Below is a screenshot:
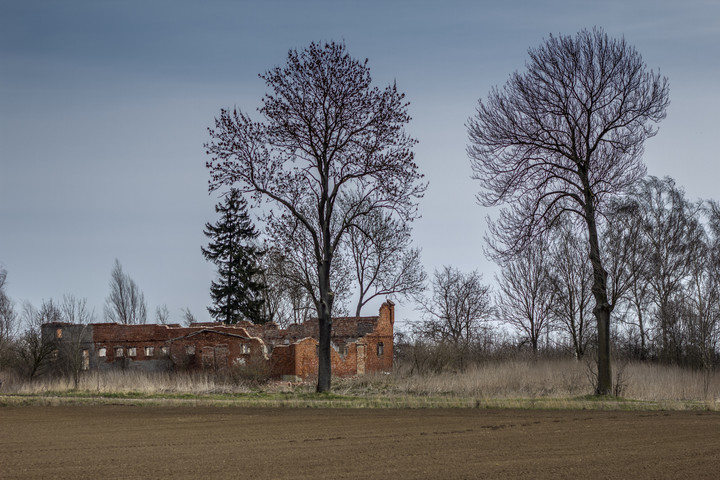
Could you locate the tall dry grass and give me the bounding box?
[1,370,256,395]
[620,362,719,401]
[2,360,718,404]
[334,359,587,399]
[338,359,720,403]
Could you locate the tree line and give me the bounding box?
[406,177,719,375]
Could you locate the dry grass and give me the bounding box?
[335,359,720,406]
[392,359,589,398]
[620,362,719,401]
[1,370,261,396]
[1,360,718,410]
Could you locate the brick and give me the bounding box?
[43,302,395,379]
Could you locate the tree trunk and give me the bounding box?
[636,300,646,360]
[316,306,332,393]
[316,259,333,393]
[594,304,612,394]
[583,183,613,395]
[572,327,581,360]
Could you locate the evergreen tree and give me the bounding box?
[202,188,267,324]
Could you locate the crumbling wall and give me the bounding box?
[166,330,267,372]
[92,323,174,371]
[270,343,295,380]
[44,302,394,378]
[359,301,394,373]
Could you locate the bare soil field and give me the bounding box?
[1,406,719,479]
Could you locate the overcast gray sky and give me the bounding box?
[1,0,719,328]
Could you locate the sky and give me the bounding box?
[1,0,719,331]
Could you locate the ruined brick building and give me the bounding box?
[42,301,394,380]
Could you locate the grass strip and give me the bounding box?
[1,392,717,411]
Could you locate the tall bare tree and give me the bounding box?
[683,231,719,374]
[259,244,333,328]
[181,307,197,326]
[631,177,705,361]
[604,198,653,358]
[0,268,19,371]
[495,241,556,354]
[155,304,171,324]
[57,295,95,388]
[416,266,493,368]
[467,28,669,394]
[684,200,720,375]
[548,223,594,359]
[267,208,353,320]
[0,267,18,343]
[348,207,426,316]
[104,259,147,324]
[60,294,95,325]
[206,41,425,391]
[17,300,59,379]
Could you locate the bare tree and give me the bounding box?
[683,229,719,376]
[630,177,704,362]
[155,304,170,324]
[181,307,200,326]
[57,295,95,388]
[260,246,318,328]
[206,41,425,391]
[104,259,147,324]
[604,198,653,358]
[0,267,18,343]
[467,28,669,394]
[348,207,426,316]
[265,209,353,321]
[548,223,594,359]
[683,200,720,379]
[61,294,95,325]
[16,300,59,380]
[416,266,493,369]
[495,241,555,354]
[0,268,19,372]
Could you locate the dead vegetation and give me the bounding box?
[1,359,718,410]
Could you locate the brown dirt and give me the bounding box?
[1,406,719,479]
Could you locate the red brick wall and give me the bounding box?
[94,324,172,364]
[292,338,317,378]
[284,302,395,378]
[88,302,394,378]
[166,330,266,371]
[269,344,295,377]
[362,301,394,373]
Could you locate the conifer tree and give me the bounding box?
[202,188,266,324]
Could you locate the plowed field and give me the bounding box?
[1,406,719,479]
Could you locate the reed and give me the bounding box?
[1,360,717,409]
